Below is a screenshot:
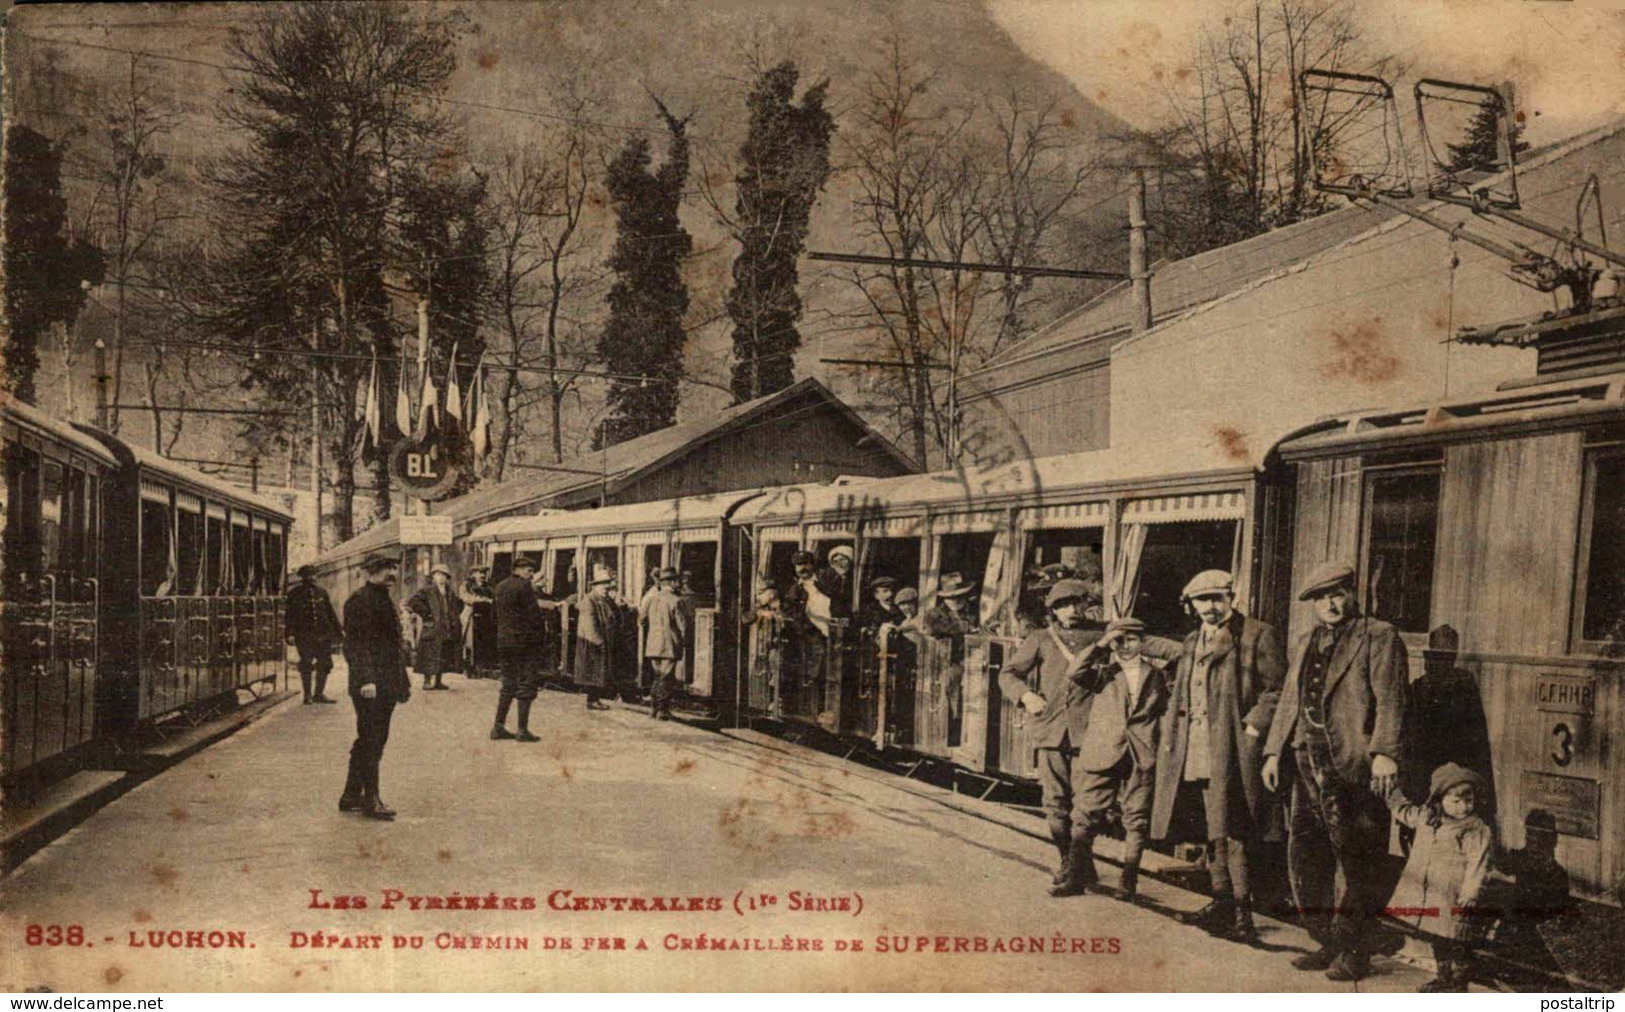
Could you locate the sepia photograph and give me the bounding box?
[2,0,1625,993]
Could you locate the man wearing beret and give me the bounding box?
[285,563,340,705]
[643,567,689,721]
[998,580,1180,896]
[1068,616,1171,902]
[340,554,412,821]
[1263,561,1408,982]
[491,556,546,741]
[1152,569,1285,944]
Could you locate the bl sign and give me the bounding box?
[389,436,460,501]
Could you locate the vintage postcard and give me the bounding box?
[4,0,1625,993]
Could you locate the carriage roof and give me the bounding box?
[467,491,760,544]
[4,399,120,468]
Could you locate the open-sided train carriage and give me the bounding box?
[466,493,753,713]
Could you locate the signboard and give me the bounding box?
[1535,673,1596,771]
[1522,770,1601,839]
[399,515,455,546]
[389,436,461,501]
[1536,673,1597,715]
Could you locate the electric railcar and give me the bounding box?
[2,399,292,800]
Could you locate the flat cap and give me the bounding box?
[511,555,540,571]
[1045,578,1090,608]
[792,550,816,566]
[1106,616,1146,635]
[895,587,919,604]
[868,575,899,590]
[1180,569,1234,600]
[1297,561,1356,601]
[360,553,399,573]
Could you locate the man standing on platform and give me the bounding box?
[1263,561,1408,982]
[340,554,411,821]
[491,556,545,742]
[407,564,461,691]
[286,564,340,705]
[644,567,688,721]
[1152,569,1285,944]
[576,564,622,711]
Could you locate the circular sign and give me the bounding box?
[389,437,461,501]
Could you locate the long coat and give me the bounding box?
[574,591,623,690]
[342,582,411,702]
[285,580,340,649]
[1387,766,1494,942]
[644,588,689,660]
[1074,654,1171,773]
[493,574,546,651]
[1264,614,1408,786]
[1152,611,1285,842]
[406,582,461,676]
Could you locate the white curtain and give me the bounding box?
[1111,523,1149,619]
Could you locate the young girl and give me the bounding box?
[1386,762,1495,992]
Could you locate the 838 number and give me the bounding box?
[25,924,86,946]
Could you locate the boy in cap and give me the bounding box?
[1152,568,1285,944]
[340,554,412,820]
[1263,560,1407,981]
[492,556,546,742]
[1069,616,1171,902]
[286,563,340,704]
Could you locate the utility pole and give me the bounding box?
[310,350,323,555]
[94,337,110,430]
[1129,168,1153,334]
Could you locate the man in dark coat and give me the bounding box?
[340,554,412,821]
[285,563,340,704]
[1153,569,1285,944]
[1263,561,1408,982]
[856,576,904,632]
[575,564,623,710]
[460,566,496,677]
[644,567,688,720]
[491,556,546,742]
[406,564,461,691]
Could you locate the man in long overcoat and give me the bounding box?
[340,554,412,821]
[491,556,546,742]
[1152,569,1285,944]
[575,564,622,710]
[406,564,461,691]
[644,567,689,721]
[1263,561,1408,982]
[286,563,340,704]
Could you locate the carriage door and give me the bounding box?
[750,530,803,716]
[854,523,923,748]
[920,517,998,760]
[675,537,718,698]
[625,534,666,690]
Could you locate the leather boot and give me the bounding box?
[1050,830,1096,897]
[515,700,540,743]
[1115,833,1145,902]
[363,794,396,821]
[1049,827,1072,887]
[1225,902,1260,945]
[1177,895,1234,934]
[338,773,364,813]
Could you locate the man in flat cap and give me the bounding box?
[340,554,411,820]
[643,567,689,721]
[996,578,1115,897]
[1069,615,1171,902]
[492,556,546,741]
[1152,568,1285,944]
[1263,561,1408,981]
[406,563,461,692]
[285,563,340,705]
[856,575,904,632]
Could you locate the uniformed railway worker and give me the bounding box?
[340,553,412,821]
[407,564,461,691]
[491,555,546,742]
[644,567,689,721]
[285,563,340,705]
[1152,569,1285,945]
[1264,561,1408,982]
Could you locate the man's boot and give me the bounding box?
[1115,833,1146,902]
[312,669,336,703]
[491,697,516,740]
[1050,829,1096,898]
[363,775,395,821]
[1177,894,1234,935]
[1224,899,1260,945]
[515,700,540,743]
[338,771,364,813]
[1048,825,1072,887]
[300,668,313,704]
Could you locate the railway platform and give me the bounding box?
[0,666,1553,991]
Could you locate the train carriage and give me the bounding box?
[2,400,119,792]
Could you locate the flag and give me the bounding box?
[470,352,491,462]
[360,351,382,464]
[394,361,413,438]
[416,352,440,442]
[445,342,463,424]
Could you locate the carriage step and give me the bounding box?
[101,690,299,771]
[2,771,127,872]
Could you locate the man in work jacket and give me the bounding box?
[491,556,547,742]
[1152,568,1285,945]
[643,567,689,721]
[341,554,412,821]
[286,563,340,705]
[1263,560,1408,983]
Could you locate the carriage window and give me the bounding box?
[677,540,717,608]
[231,519,253,594]
[63,466,85,594]
[4,443,42,597]
[1022,529,1104,626]
[1362,467,1440,634]
[176,506,204,595]
[585,546,621,593]
[762,541,802,601]
[40,458,63,579]
[206,513,227,594]
[83,473,100,592]
[860,536,923,602]
[1578,451,1625,649]
[1121,521,1238,638]
[250,526,267,595]
[550,548,577,599]
[266,527,285,593]
[934,532,994,621]
[140,498,173,597]
[490,550,512,586]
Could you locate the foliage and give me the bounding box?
[596,99,693,449]
[1445,103,1530,173]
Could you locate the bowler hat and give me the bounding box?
[1045,578,1090,608]
[1106,616,1147,636]
[360,553,399,573]
[658,567,679,582]
[792,550,816,567]
[937,572,977,599]
[895,587,919,605]
[1181,569,1234,600]
[1297,561,1356,601]
[296,564,317,578]
[511,555,539,572]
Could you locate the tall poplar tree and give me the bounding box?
[596,100,692,449]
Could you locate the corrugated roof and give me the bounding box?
[976,204,1392,371]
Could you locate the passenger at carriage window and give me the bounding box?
[783,550,831,637]
[1152,569,1285,948]
[894,586,920,626]
[922,572,978,638]
[819,546,855,620]
[856,575,903,632]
